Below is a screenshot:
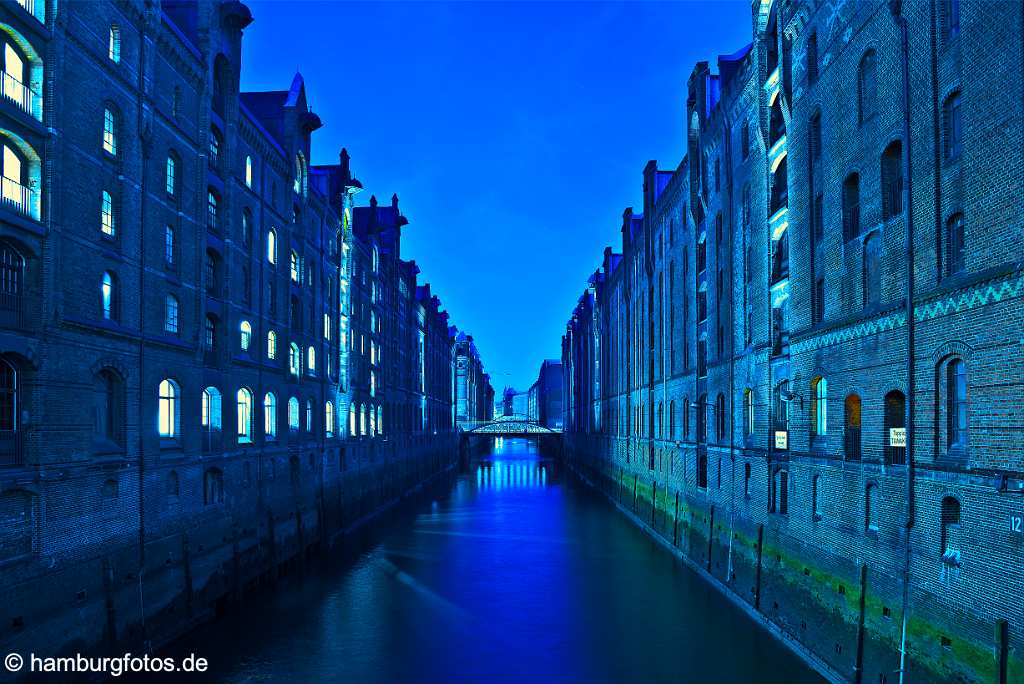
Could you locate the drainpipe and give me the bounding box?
[888,3,915,682]
[723,110,736,581]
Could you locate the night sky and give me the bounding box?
[241,1,752,392]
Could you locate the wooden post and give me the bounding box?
[673,491,680,546]
[998,618,1009,684]
[854,563,868,684]
[754,523,764,610]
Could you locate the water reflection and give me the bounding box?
[162,437,823,684]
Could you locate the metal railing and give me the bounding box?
[2,71,41,119]
[17,0,44,23]
[1,177,34,217]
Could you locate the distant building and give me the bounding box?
[500,386,529,418]
[453,331,493,427]
[527,360,563,430]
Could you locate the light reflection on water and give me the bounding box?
[161,437,824,684]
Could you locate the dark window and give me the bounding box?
[944,213,965,277]
[942,0,960,39]
[940,496,961,553]
[806,32,818,85]
[842,173,860,241]
[0,358,16,433]
[844,394,862,461]
[741,121,750,159]
[715,393,726,443]
[812,277,825,324]
[813,194,824,244]
[881,141,903,220]
[858,50,877,123]
[696,394,707,443]
[203,468,224,505]
[744,463,752,497]
[205,315,216,350]
[944,92,962,160]
[863,231,881,306]
[809,111,822,162]
[698,453,708,489]
[884,390,906,465]
[946,359,967,449]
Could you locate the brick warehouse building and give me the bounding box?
[0,0,472,661]
[563,1,1024,682]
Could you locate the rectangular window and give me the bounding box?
[813,277,825,324]
[806,33,818,85]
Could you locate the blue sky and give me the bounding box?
[241,1,752,392]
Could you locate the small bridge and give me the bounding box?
[459,418,562,436]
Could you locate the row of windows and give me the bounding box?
[159,380,336,441]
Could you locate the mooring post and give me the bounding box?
[855,563,868,684]
[673,491,680,546]
[633,474,638,512]
[754,523,764,610]
[651,481,657,527]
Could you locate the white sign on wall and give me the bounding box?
[774,431,788,450]
[889,427,907,448]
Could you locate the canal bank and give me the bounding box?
[157,437,823,683]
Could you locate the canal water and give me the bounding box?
[166,438,824,683]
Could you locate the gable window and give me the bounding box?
[164,294,178,334]
[943,213,965,277]
[102,108,117,155]
[858,50,877,123]
[101,190,115,236]
[158,379,179,438]
[943,91,962,160]
[810,377,827,437]
[237,388,253,443]
[108,25,121,63]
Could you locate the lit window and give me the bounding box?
[290,251,299,282]
[349,403,356,436]
[164,225,175,265]
[325,401,335,437]
[324,314,331,340]
[306,399,312,432]
[267,230,277,265]
[205,315,216,350]
[267,330,277,359]
[108,25,121,63]
[743,388,754,437]
[376,405,383,436]
[166,156,177,196]
[101,271,114,320]
[158,379,178,438]
[164,295,178,333]
[239,320,252,351]
[307,346,315,376]
[288,397,299,430]
[811,377,827,436]
[207,190,218,230]
[289,343,300,376]
[245,155,253,188]
[236,388,253,443]
[263,392,277,439]
[202,387,222,431]
[101,190,115,236]
[102,108,116,155]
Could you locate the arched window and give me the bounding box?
[94,368,125,446]
[325,401,335,437]
[239,320,252,351]
[108,25,121,63]
[164,294,179,334]
[289,342,300,376]
[267,330,277,360]
[842,173,860,241]
[946,358,968,450]
[881,141,903,219]
[943,91,962,160]
[294,153,305,195]
[288,397,299,431]
[203,468,224,506]
[806,32,818,85]
[241,208,252,247]
[263,392,277,440]
[267,229,277,265]
[236,388,253,443]
[102,107,117,155]
[164,225,175,266]
[863,231,882,306]
[943,213,965,277]
[101,271,115,320]
[290,250,299,282]
[202,386,222,431]
[306,346,315,376]
[884,390,906,465]
[245,155,253,188]
[372,246,379,273]
[810,377,827,436]
[101,190,115,236]
[349,403,356,436]
[165,154,177,197]
[360,404,367,436]
[858,50,877,123]
[865,483,879,531]
[305,399,312,432]
[158,379,179,438]
[2,40,29,114]
[743,388,754,437]
[1,142,29,213]
[844,394,862,461]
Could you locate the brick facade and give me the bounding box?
[563,1,1024,682]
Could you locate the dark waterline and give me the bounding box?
[163,438,824,683]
